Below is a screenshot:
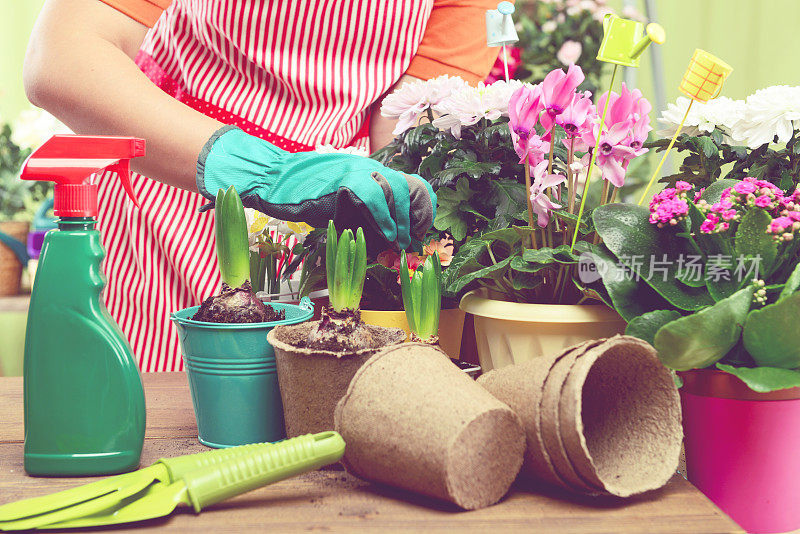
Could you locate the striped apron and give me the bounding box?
[97,0,433,371]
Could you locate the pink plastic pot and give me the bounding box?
[679,369,800,533]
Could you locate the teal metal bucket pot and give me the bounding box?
[171,297,314,448]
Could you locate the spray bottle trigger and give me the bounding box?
[110,159,141,209]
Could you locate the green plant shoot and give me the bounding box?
[400,251,442,341]
[215,186,250,288]
[326,220,367,312]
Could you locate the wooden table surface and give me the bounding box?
[0,373,743,533]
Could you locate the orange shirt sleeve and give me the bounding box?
[406,0,512,84]
[98,0,172,27]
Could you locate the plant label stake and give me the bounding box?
[638,50,733,205]
[485,1,518,82]
[570,15,665,251]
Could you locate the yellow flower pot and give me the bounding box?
[459,290,626,372]
[360,308,466,360]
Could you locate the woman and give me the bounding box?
[23,0,503,371]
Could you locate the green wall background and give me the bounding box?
[2,0,800,123]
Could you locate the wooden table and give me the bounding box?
[0,374,742,533]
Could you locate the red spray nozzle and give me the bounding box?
[20,135,145,218]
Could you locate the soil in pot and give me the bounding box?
[192,281,286,323]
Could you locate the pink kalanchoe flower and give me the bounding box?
[734,181,757,195]
[648,184,692,227]
[755,195,774,209]
[694,188,706,202]
[700,214,721,234]
[529,161,566,227]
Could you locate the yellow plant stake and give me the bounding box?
[638,49,733,205]
[570,15,665,250]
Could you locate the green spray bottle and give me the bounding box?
[19,135,146,476]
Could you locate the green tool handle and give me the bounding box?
[182,432,345,512]
[159,442,275,481]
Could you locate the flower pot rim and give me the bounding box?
[679,368,800,401]
[459,289,623,323]
[170,299,314,329]
[267,321,406,359]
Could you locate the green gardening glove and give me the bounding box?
[196,126,436,249]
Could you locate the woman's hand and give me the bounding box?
[198,126,436,250]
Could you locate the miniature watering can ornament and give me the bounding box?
[679,49,733,103]
[638,48,733,204]
[596,13,666,68]
[486,1,518,82]
[486,1,518,47]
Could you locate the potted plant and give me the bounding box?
[589,86,800,532]
[356,238,466,359]
[246,211,329,318]
[170,186,314,448]
[375,65,651,370]
[267,221,405,437]
[0,121,47,296]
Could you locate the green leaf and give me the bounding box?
[215,186,251,288]
[350,228,367,309]
[716,364,800,393]
[436,160,502,186]
[654,287,753,371]
[441,237,490,296]
[400,252,416,332]
[447,256,513,295]
[434,177,473,242]
[779,263,800,302]
[479,227,524,248]
[553,210,591,234]
[625,310,682,346]
[691,136,718,158]
[743,292,800,368]
[589,244,674,321]
[522,244,581,265]
[701,179,740,204]
[592,203,714,311]
[490,179,528,228]
[734,208,778,275]
[326,221,337,293]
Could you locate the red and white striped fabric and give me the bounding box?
[96,1,435,372]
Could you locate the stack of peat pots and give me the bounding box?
[479,335,683,497]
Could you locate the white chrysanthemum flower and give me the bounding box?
[314,144,369,157]
[11,107,71,150]
[730,85,800,148]
[541,20,558,33]
[380,75,468,136]
[432,80,525,138]
[657,96,745,141]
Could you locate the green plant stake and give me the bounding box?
[400,251,442,343]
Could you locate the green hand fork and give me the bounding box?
[0,432,344,530]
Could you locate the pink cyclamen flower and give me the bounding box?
[508,84,543,141]
[580,120,636,187]
[529,161,566,227]
[541,64,585,119]
[556,91,595,138]
[522,135,551,167]
[556,41,583,66]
